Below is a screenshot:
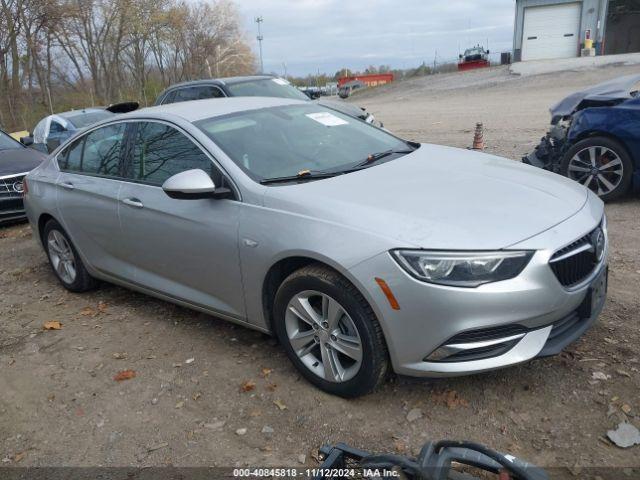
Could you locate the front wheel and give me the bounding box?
[273,264,389,397]
[561,136,633,201]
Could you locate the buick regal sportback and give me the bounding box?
[24,97,608,397]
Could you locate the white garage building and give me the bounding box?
[513,0,640,62]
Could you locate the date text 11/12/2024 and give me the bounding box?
[233,467,401,477]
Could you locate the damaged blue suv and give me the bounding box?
[524,74,640,201]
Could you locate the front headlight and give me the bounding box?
[390,250,534,287]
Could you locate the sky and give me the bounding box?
[236,0,516,77]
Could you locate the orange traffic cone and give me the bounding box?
[472,122,484,150]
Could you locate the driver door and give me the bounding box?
[116,120,245,319]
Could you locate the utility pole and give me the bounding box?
[255,16,264,73]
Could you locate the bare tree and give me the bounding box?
[0,0,256,132]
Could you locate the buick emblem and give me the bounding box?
[591,228,605,261]
[12,181,24,193]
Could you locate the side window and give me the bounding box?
[162,90,176,105]
[173,87,199,103]
[49,121,66,133]
[58,137,84,172]
[127,121,222,186]
[171,86,224,103]
[195,86,225,99]
[57,123,125,176]
[81,123,126,176]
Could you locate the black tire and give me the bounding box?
[561,136,633,202]
[273,264,389,397]
[43,219,98,292]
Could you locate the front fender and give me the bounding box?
[237,203,395,331]
[568,107,640,168]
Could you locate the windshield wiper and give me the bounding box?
[260,146,418,184]
[351,148,416,169]
[260,169,338,185]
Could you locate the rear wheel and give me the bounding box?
[561,136,633,201]
[273,264,389,397]
[43,219,98,292]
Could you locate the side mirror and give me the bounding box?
[162,169,231,200]
[20,136,34,146]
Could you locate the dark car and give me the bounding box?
[524,74,640,201]
[154,75,380,126]
[338,80,365,99]
[0,129,46,224]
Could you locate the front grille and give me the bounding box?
[549,228,600,287]
[0,174,26,198]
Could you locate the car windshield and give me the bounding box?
[226,78,310,101]
[0,130,23,151]
[196,104,411,182]
[63,110,113,129]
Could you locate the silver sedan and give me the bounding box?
[23,97,608,397]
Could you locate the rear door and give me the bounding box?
[56,122,132,277]
[116,120,245,318]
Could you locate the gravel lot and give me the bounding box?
[1,64,639,476]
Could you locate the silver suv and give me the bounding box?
[24,97,608,397]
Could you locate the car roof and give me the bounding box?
[126,96,308,123]
[58,108,107,119]
[161,75,276,91]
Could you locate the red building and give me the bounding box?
[337,73,394,88]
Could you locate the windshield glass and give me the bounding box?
[226,78,310,101]
[64,110,113,129]
[0,130,23,151]
[196,104,410,181]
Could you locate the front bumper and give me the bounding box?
[0,196,26,224]
[349,200,606,377]
[522,124,568,173]
[1,173,28,224]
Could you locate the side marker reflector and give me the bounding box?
[375,277,400,310]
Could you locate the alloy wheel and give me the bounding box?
[567,145,624,196]
[47,230,77,284]
[284,290,363,383]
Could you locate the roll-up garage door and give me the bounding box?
[522,3,581,61]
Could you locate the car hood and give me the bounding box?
[0,147,46,176]
[263,144,588,250]
[317,99,367,119]
[550,73,640,121]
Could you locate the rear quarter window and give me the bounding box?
[57,123,126,177]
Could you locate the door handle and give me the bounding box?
[122,198,144,208]
[59,181,74,190]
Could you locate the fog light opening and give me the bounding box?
[424,332,526,363]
